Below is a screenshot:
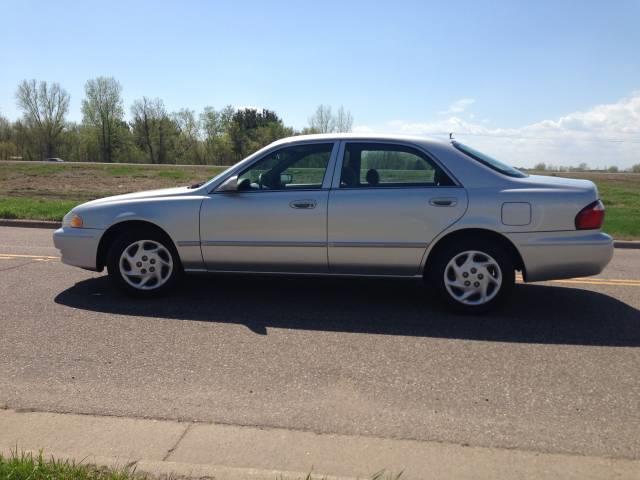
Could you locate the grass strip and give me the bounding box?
[0,197,78,221]
[0,451,141,480]
[0,450,403,480]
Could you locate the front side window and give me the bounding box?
[238,143,333,191]
[339,143,454,188]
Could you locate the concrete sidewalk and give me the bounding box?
[1,409,639,479]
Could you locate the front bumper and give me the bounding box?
[507,231,614,282]
[53,227,104,271]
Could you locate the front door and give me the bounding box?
[328,141,467,275]
[200,142,337,272]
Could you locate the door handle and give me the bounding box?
[429,197,458,207]
[290,199,317,209]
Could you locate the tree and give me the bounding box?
[172,108,202,164]
[200,105,234,139]
[334,106,353,133]
[607,165,619,173]
[533,162,547,171]
[131,97,177,164]
[199,106,236,165]
[308,104,334,133]
[308,104,353,133]
[632,164,640,173]
[81,77,124,162]
[228,108,292,159]
[0,113,18,160]
[15,79,70,159]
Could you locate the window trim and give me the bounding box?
[330,140,462,190]
[210,140,340,194]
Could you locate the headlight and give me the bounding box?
[63,212,83,228]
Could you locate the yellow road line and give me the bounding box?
[0,253,59,259]
[519,275,640,284]
[550,279,640,287]
[561,278,640,284]
[0,253,59,262]
[516,274,640,287]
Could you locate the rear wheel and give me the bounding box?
[428,238,515,313]
[107,231,181,296]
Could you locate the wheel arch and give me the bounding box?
[96,219,180,272]
[423,228,526,279]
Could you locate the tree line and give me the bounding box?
[532,162,640,173]
[0,78,353,165]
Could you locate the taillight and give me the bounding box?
[575,200,605,230]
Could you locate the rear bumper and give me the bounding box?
[507,231,614,282]
[53,227,103,271]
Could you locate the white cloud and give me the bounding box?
[354,92,640,169]
[439,98,475,115]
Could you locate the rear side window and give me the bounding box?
[453,142,527,178]
[340,143,454,188]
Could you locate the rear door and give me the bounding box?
[327,141,467,275]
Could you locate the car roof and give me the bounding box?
[270,133,450,149]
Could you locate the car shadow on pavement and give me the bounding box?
[54,274,640,347]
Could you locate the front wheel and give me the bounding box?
[428,239,515,313]
[107,232,181,296]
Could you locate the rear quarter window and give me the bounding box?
[453,142,527,178]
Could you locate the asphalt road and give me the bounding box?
[1,226,639,460]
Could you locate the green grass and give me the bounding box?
[0,451,402,480]
[0,451,142,480]
[591,179,640,239]
[0,196,77,221]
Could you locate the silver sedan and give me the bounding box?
[53,134,613,312]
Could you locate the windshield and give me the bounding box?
[453,142,527,178]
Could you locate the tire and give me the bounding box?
[106,229,182,297]
[427,238,515,313]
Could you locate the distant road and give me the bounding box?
[0,160,231,168]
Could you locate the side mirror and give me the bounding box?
[216,175,238,192]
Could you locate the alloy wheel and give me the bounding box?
[443,250,502,306]
[118,239,173,291]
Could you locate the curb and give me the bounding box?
[0,218,61,229]
[613,240,640,249]
[1,218,639,249]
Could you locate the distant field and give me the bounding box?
[0,162,638,239]
[0,162,226,200]
[0,162,227,222]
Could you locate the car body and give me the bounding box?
[53,134,613,311]
[47,157,65,162]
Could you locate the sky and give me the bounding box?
[1,0,639,168]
